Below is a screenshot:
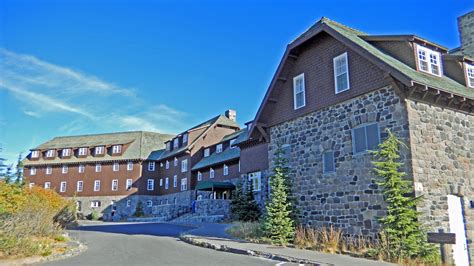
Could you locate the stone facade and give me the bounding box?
[195,199,231,217]
[458,11,474,58]
[268,86,411,236]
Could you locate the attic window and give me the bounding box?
[46,150,55,158]
[333,52,350,93]
[166,142,171,151]
[78,148,87,156]
[204,148,210,157]
[112,145,122,154]
[416,45,442,76]
[216,144,223,153]
[173,138,179,149]
[182,133,188,143]
[95,146,104,155]
[230,139,236,148]
[62,148,71,157]
[466,64,474,88]
[31,150,39,158]
[293,73,306,109]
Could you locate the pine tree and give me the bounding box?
[262,146,294,246]
[15,153,24,185]
[134,201,144,217]
[230,180,260,221]
[373,130,436,261]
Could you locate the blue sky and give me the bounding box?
[0,0,473,165]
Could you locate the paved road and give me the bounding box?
[43,222,279,266]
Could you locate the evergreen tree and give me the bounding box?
[0,147,7,180]
[373,130,436,261]
[15,153,24,185]
[262,146,294,246]
[230,180,260,221]
[134,201,144,217]
[230,181,245,220]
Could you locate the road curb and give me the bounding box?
[179,234,332,266]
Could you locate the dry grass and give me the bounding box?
[226,222,268,243]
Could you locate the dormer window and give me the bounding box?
[182,133,188,144]
[112,145,122,154]
[78,148,87,156]
[166,142,171,151]
[293,73,306,109]
[216,144,223,153]
[416,45,442,76]
[31,150,40,158]
[46,150,55,158]
[95,146,104,155]
[466,63,474,88]
[174,157,178,167]
[62,148,71,157]
[204,148,210,157]
[173,138,179,149]
[230,139,236,149]
[333,52,350,93]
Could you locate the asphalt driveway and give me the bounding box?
[42,222,278,266]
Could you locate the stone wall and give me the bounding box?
[268,86,411,236]
[406,100,474,263]
[195,199,231,217]
[458,11,474,58]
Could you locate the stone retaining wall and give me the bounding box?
[195,199,231,217]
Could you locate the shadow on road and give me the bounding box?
[74,222,194,237]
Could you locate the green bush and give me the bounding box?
[134,201,144,217]
[88,210,101,221]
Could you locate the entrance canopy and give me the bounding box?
[196,181,236,191]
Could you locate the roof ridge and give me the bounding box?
[321,17,367,36]
[52,130,163,139]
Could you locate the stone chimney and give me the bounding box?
[458,11,474,58]
[225,109,237,122]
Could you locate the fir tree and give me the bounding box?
[230,181,260,221]
[262,146,294,246]
[15,153,24,185]
[134,201,145,217]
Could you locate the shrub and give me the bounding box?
[134,201,144,217]
[226,222,264,243]
[89,210,101,221]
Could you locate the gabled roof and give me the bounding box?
[250,17,474,139]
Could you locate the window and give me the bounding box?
[183,133,188,143]
[60,181,67,192]
[62,165,68,174]
[181,159,188,172]
[293,73,306,109]
[165,178,169,189]
[77,181,83,192]
[78,147,87,156]
[174,157,178,167]
[173,175,177,187]
[216,144,223,153]
[94,180,101,191]
[30,167,36,176]
[95,164,101,172]
[147,200,153,207]
[173,138,179,149]
[46,149,55,158]
[112,145,122,154]
[29,183,34,189]
[62,148,71,157]
[248,171,261,191]
[127,162,133,171]
[165,160,169,169]
[204,148,210,157]
[76,201,82,212]
[126,179,133,190]
[197,171,202,181]
[416,45,442,76]
[323,151,335,173]
[223,164,228,176]
[46,166,52,175]
[333,52,350,93]
[31,150,39,158]
[230,139,236,148]
[44,182,51,189]
[466,64,474,88]
[113,163,119,171]
[148,161,155,171]
[352,123,380,154]
[91,201,101,208]
[112,179,118,191]
[147,179,154,191]
[166,142,171,151]
[95,146,104,155]
[210,168,214,179]
[78,164,85,173]
[181,178,188,191]
[160,178,163,186]
[126,200,131,207]
[197,195,203,201]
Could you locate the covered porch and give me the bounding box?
[195,181,236,200]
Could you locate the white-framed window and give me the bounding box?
[29,182,34,189]
[126,200,131,207]
[46,166,52,175]
[113,163,119,172]
[78,147,87,156]
[197,171,202,181]
[91,200,101,208]
[147,179,154,191]
[322,151,335,174]
[30,167,36,176]
[127,162,133,171]
[160,178,163,186]
[44,182,51,189]
[293,73,306,109]
[352,123,380,154]
[204,148,210,157]
[147,200,153,207]
[166,142,171,151]
[230,139,236,148]
[333,52,350,93]
[60,181,67,192]
[126,179,133,190]
[216,144,223,153]
[248,171,261,191]
[416,45,442,76]
[173,138,179,149]
[148,161,156,171]
[165,160,169,169]
[165,177,169,189]
[223,164,229,176]
[238,160,241,172]
[181,178,188,191]
[62,165,68,174]
[197,195,203,201]
[95,146,104,155]
[174,157,178,167]
[182,133,188,143]
[78,164,85,173]
[112,179,118,191]
[77,181,83,192]
[62,148,71,157]
[95,163,101,172]
[31,150,39,158]
[112,145,122,154]
[466,63,474,88]
[210,168,214,179]
[94,180,101,191]
[46,149,55,158]
[181,159,188,172]
[173,175,177,187]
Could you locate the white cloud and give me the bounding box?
[23,110,41,118]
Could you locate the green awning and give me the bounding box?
[196,181,236,191]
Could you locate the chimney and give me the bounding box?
[225,109,237,122]
[458,11,474,58]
